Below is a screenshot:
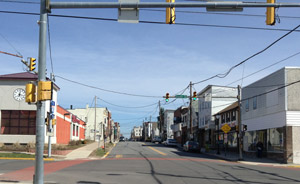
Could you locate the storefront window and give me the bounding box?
[227,132,237,147]
[1,110,36,135]
[244,129,282,152]
[267,128,283,152]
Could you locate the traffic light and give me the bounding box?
[166,0,175,24]
[266,0,275,26]
[193,91,197,101]
[165,93,170,102]
[29,57,36,71]
[37,81,52,101]
[25,83,36,103]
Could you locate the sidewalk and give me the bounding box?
[203,149,300,167]
[64,141,102,160]
[176,145,300,167]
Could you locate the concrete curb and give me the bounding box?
[101,143,116,159]
[0,157,54,161]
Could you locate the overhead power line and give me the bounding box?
[242,79,300,102]
[97,97,159,109]
[47,15,55,75]
[0,0,38,4]
[1,10,300,33]
[55,75,162,98]
[193,23,300,85]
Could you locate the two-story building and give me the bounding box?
[242,67,300,164]
[198,85,238,148]
[68,105,110,141]
[214,102,239,152]
[0,72,86,144]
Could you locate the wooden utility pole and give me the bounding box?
[189,81,193,140]
[238,85,243,160]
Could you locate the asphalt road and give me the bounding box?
[1,141,300,184]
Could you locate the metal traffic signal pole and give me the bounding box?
[35,1,300,183]
[35,0,47,183]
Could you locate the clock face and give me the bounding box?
[13,88,26,101]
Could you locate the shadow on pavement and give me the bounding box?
[0,180,20,183]
[77,181,101,184]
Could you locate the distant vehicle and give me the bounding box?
[152,136,162,143]
[183,141,200,152]
[120,136,125,142]
[164,139,178,147]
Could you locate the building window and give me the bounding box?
[73,124,75,136]
[76,126,79,137]
[1,110,36,135]
[253,97,257,110]
[267,128,283,152]
[221,114,225,124]
[226,113,230,122]
[245,99,249,112]
[232,111,236,121]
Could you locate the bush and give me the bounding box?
[69,140,81,146]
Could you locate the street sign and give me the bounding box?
[221,124,231,134]
[118,0,139,23]
[175,95,188,98]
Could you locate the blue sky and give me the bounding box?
[1,0,300,137]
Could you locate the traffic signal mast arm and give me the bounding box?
[50,2,300,9]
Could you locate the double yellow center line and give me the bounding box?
[147,146,167,156]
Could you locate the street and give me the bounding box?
[0,141,300,184]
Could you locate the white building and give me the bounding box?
[68,105,109,141]
[0,72,59,144]
[131,126,143,141]
[242,67,300,164]
[198,85,237,148]
[164,110,175,140]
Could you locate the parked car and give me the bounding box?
[152,136,162,143]
[183,141,200,152]
[120,136,125,142]
[165,139,178,147]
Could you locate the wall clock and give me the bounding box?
[13,88,25,101]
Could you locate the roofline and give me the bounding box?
[57,105,86,123]
[243,67,297,88]
[198,85,236,95]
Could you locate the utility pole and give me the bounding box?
[94,96,97,141]
[238,85,243,160]
[189,81,193,141]
[158,101,161,137]
[34,0,47,183]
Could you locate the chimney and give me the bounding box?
[70,105,73,109]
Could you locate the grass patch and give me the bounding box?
[0,152,35,158]
[90,143,115,157]
[95,148,107,157]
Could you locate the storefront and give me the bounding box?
[244,127,284,160]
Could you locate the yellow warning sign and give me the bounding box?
[221,124,231,133]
